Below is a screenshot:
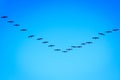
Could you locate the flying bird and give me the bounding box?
[28,35,34,38]
[54,49,61,51]
[20,29,27,31]
[98,33,105,35]
[71,46,77,48]
[76,46,82,48]
[42,41,49,44]
[81,43,86,45]
[7,20,14,23]
[37,38,43,40]
[66,48,72,51]
[14,24,20,26]
[112,29,119,31]
[1,16,8,18]
[105,31,112,33]
[92,37,99,39]
[86,42,93,44]
[62,51,68,53]
[48,45,55,47]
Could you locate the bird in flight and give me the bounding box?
[1,16,8,18]
[98,33,105,35]
[71,46,77,48]
[66,48,72,51]
[81,43,86,45]
[54,49,61,51]
[7,20,14,23]
[28,35,35,38]
[76,46,82,48]
[14,24,20,26]
[105,31,112,33]
[112,29,119,31]
[37,38,43,40]
[62,51,68,53]
[20,29,27,31]
[42,41,49,44]
[86,42,93,44]
[92,37,99,39]
[48,45,55,47]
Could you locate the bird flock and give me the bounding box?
[1,16,120,53]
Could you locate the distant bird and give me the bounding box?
[98,33,105,35]
[1,16,8,18]
[92,37,99,39]
[112,29,119,31]
[81,43,86,45]
[14,24,20,26]
[76,46,82,48]
[20,29,27,31]
[54,49,61,51]
[7,20,14,23]
[37,38,43,40]
[66,48,72,51]
[86,42,93,44]
[105,31,112,33]
[48,45,55,47]
[28,35,34,38]
[42,41,48,44]
[71,46,77,48]
[62,51,68,53]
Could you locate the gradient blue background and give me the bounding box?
[0,0,120,80]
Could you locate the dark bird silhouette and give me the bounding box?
[62,51,67,53]
[92,37,99,39]
[98,33,105,35]
[112,29,119,31]
[42,41,48,44]
[81,43,86,45]
[7,20,14,23]
[71,46,77,48]
[1,16,8,18]
[48,45,55,47]
[66,48,72,51]
[54,49,61,51]
[76,46,82,48]
[14,24,20,26]
[105,31,112,33]
[20,29,27,31]
[37,38,43,40]
[86,42,93,44]
[28,35,34,38]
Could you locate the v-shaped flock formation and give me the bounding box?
[1,16,120,53]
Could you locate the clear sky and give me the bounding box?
[0,0,120,80]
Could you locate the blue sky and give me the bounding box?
[0,0,120,80]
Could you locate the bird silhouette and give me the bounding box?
[28,35,34,38]
[81,43,86,45]
[20,29,27,31]
[37,38,43,40]
[76,46,82,48]
[42,41,48,44]
[71,46,77,48]
[54,49,61,51]
[14,24,20,26]
[48,45,55,47]
[106,31,112,33]
[112,29,119,31]
[98,33,105,35]
[7,20,14,23]
[62,51,68,53]
[86,42,93,44]
[1,16,8,18]
[92,37,99,39]
[66,48,72,50]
